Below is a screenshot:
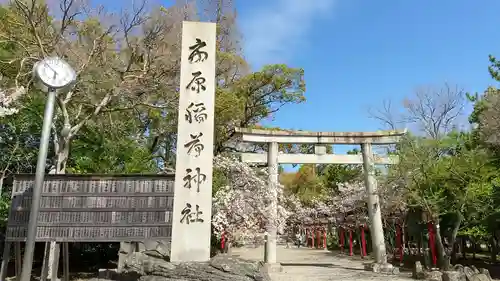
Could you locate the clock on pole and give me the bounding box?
[33,57,77,92]
[19,57,76,281]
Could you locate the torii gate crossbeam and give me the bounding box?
[240,153,399,165]
[234,127,407,267]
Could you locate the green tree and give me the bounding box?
[392,133,493,269]
[0,0,306,175]
[67,120,158,174]
[0,94,47,194]
[318,149,363,193]
[286,165,325,204]
[464,53,500,260]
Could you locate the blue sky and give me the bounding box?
[237,0,500,134]
[235,0,500,171]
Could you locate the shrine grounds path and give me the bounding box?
[231,246,414,281]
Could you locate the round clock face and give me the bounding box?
[35,57,76,89]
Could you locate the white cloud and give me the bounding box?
[240,0,335,68]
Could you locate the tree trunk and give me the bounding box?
[448,213,462,265]
[462,238,466,259]
[0,168,10,196]
[0,175,4,196]
[472,240,476,259]
[457,238,462,258]
[433,220,450,270]
[451,241,460,264]
[47,136,70,279]
[55,137,70,173]
[418,234,422,256]
[490,235,498,262]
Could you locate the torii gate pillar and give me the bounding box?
[266,142,279,264]
[361,142,386,264]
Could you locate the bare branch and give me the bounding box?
[12,0,48,56]
[403,83,465,139]
[370,83,465,139]
[368,99,402,130]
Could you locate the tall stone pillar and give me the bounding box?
[265,142,279,264]
[361,142,387,264]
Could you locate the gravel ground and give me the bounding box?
[231,246,414,281]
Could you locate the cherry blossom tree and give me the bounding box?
[212,156,299,242]
[212,155,404,244]
[0,85,25,117]
[287,182,367,225]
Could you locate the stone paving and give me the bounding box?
[231,246,414,281]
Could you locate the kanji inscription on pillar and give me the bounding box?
[170,21,216,262]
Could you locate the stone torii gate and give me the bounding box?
[234,127,406,267]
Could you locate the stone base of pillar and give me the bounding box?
[364,262,400,275]
[263,263,284,273]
